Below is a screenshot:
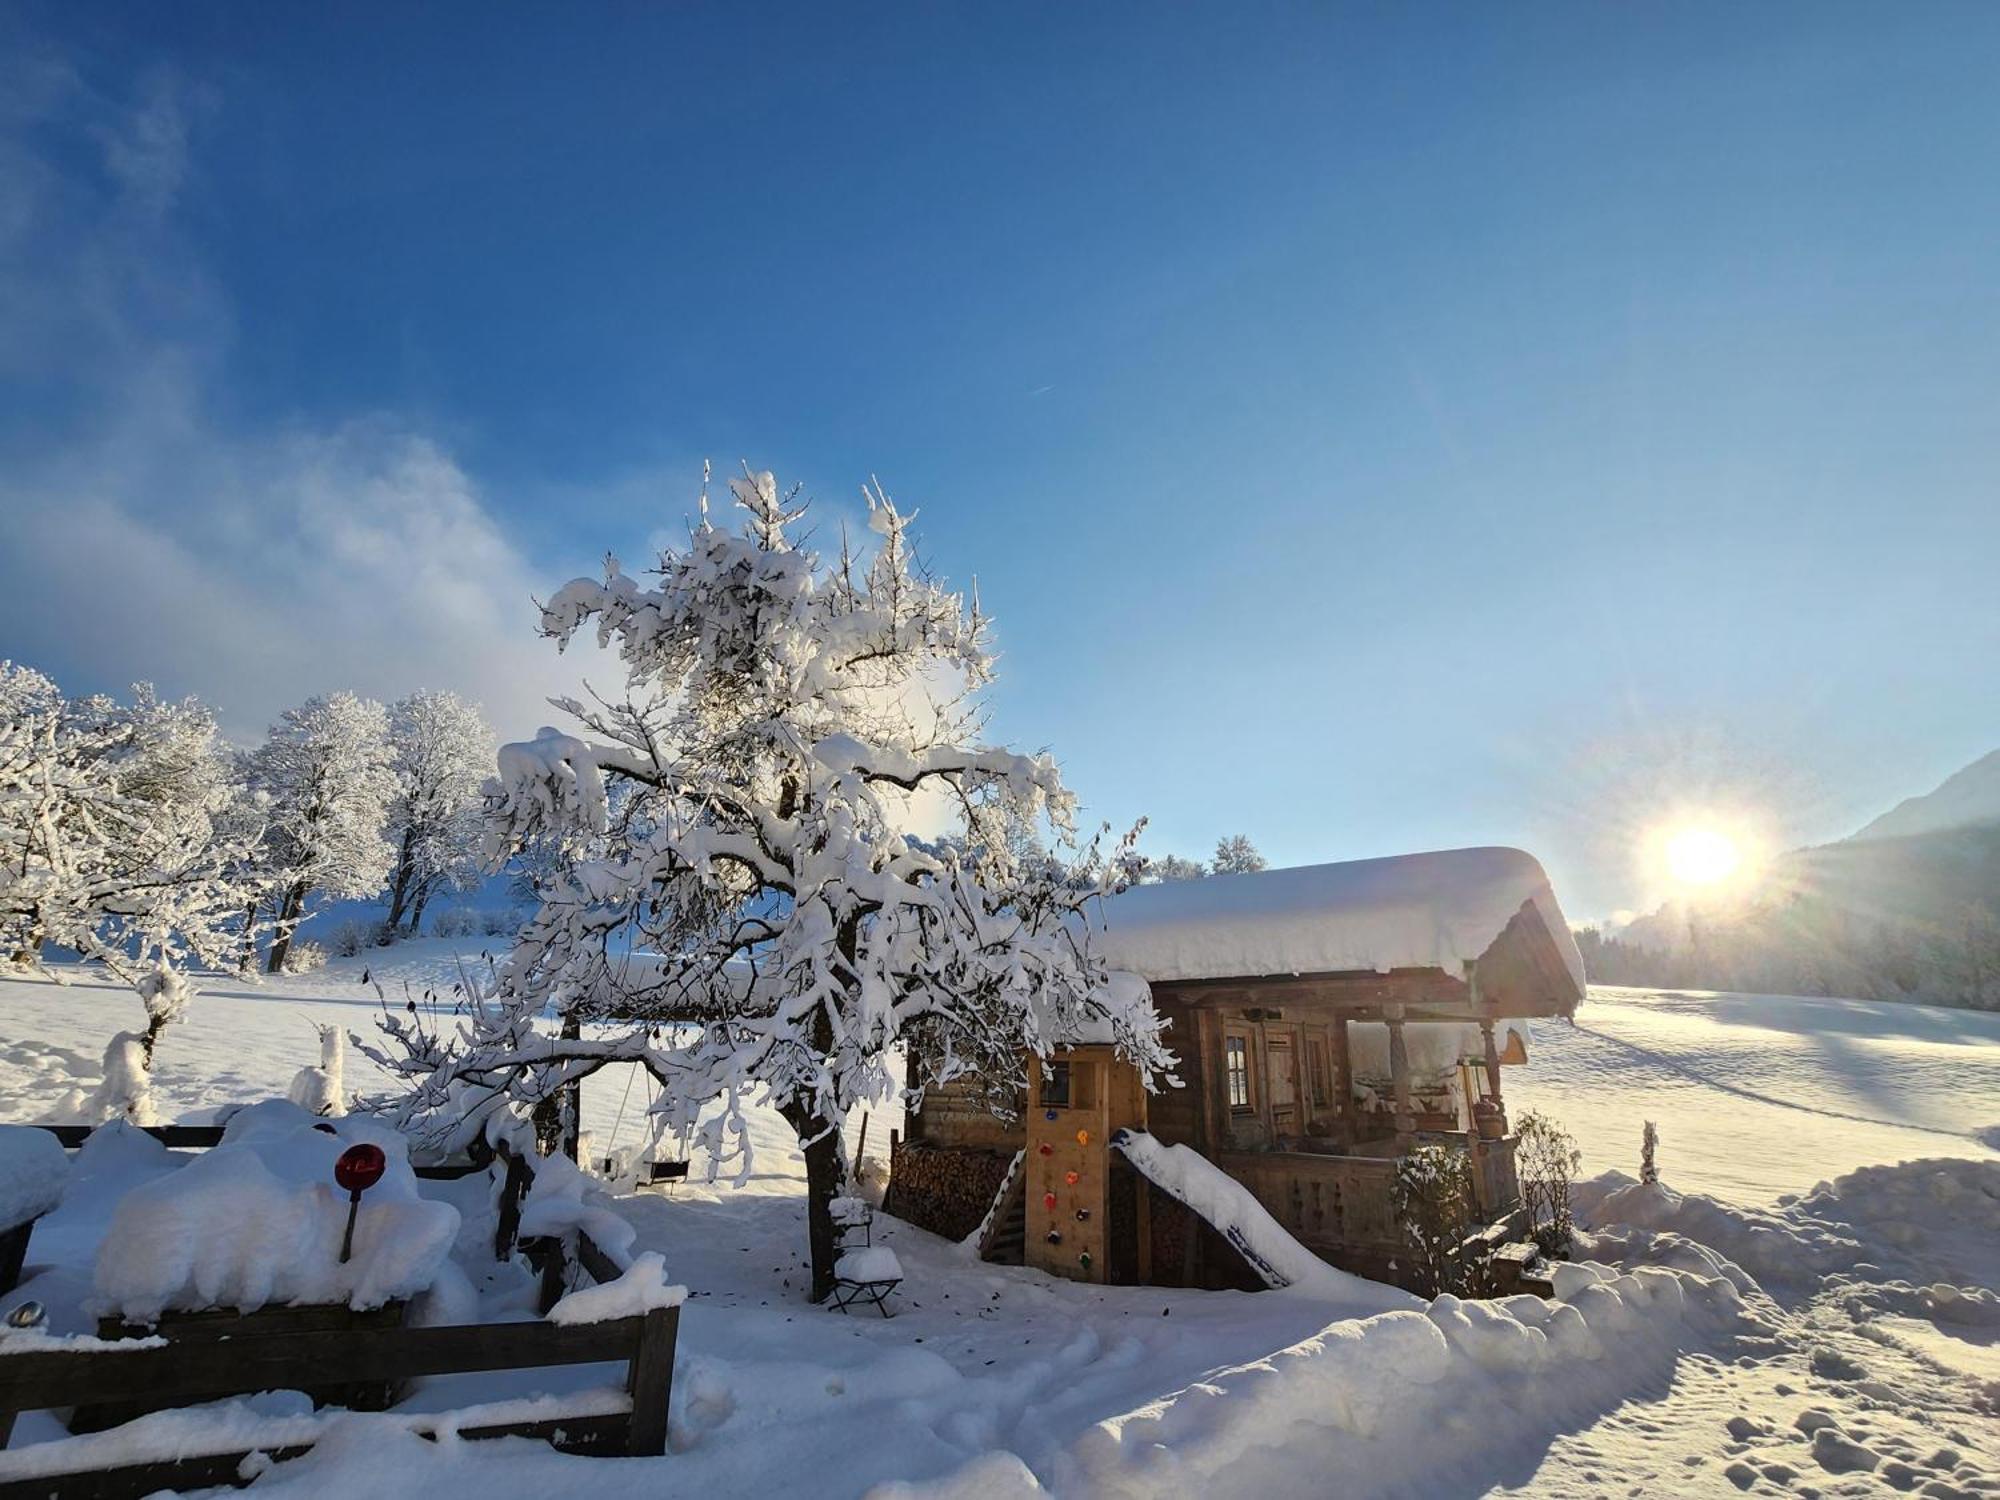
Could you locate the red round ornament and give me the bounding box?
[334,1143,387,1195]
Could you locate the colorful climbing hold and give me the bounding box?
[1045,1229,1063,1245]
[1075,1207,1091,1221]
[1079,1252,1093,1270]
[1037,1143,1053,1156]
[1075,1129,1089,1146]
[1064,1170,1080,1186]
[1044,1109,1059,1122]
[1043,1192,1058,1211]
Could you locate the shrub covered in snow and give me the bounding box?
[1390,1144,1478,1296]
[279,939,328,975]
[429,908,479,939]
[1517,1109,1582,1258]
[326,919,388,958]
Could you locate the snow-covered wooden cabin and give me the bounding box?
[884,846,1585,1291]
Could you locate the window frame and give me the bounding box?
[1042,1060,1072,1109]
[1223,1030,1254,1112]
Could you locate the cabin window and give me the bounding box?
[1043,1061,1071,1108]
[1224,1034,1252,1110]
[1041,1059,1097,1111]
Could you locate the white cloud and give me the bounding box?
[0,46,600,745]
[0,417,600,745]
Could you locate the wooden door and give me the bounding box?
[1266,1031,1300,1138]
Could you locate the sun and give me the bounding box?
[1663,826,1743,887]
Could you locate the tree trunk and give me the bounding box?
[240,901,260,974]
[532,1011,584,1159]
[139,1003,173,1065]
[783,1098,846,1304]
[408,878,435,937]
[384,828,417,937]
[783,1000,846,1304]
[10,909,45,967]
[266,883,309,974]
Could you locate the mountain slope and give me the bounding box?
[1855,748,2000,841]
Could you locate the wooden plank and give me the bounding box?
[623,1306,678,1456]
[574,1227,626,1288]
[0,1413,633,1500]
[32,1124,229,1150]
[0,1315,644,1413]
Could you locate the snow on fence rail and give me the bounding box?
[0,1120,680,1498]
[0,1298,680,1496]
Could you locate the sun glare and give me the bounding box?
[1663,826,1743,888]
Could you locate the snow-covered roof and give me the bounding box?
[1088,846,1585,993]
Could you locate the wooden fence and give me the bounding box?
[0,1125,680,1497]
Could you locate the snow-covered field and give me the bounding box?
[2,951,1996,1498]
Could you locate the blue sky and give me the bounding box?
[2,2,1996,919]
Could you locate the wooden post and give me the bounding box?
[852,1112,870,1179]
[624,1305,678,1456]
[1333,1017,1356,1146]
[494,1142,533,1261]
[1481,1020,1503,1104]
[1386,1014,1414,1142]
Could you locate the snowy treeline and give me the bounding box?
[365,468,1171,1301]
[1140,833,1267,883]
[1,660,494,1115]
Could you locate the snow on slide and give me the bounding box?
[1110,1129,1417,1314]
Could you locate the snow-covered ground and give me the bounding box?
[1,952,1996,1498]
[1514,985,2000,1202]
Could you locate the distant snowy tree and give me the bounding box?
[383,691,494,936]
[1210,834,1267,876]
[242,693,398,973]
[1137,836,1264,884]
[364,467,1168,1301]
[1140,853,1207,883]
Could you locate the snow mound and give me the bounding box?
[517,1149,638,1263]
[836,1246,904,1283]
[1112,1130,1419,1314]
[1053,1261,1746,1497]
[0,1125,68,1228]
[92,1105,459,1321]
[1087,846,1584,992]
[1578,1157,2000,1304]
[546,1250,686,1325]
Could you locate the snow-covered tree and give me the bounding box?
[242,692,398,973]
[383,691,494,936]
[1141,853,1208,883]
[365,468,1169,1300]
[1211,833,1267,876]
[1,666,252,978]
[1,664,261,1116]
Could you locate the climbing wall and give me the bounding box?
[1022,1048,1146,1284]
